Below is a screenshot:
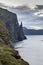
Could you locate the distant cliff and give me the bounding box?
[0,8,26,43]
[23,27,43,35]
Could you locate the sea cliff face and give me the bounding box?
[0,8,26,43]
[0,8,29,65]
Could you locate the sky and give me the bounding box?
[0,0,43,7]
[0,0,43,30]
[9,6,43,30]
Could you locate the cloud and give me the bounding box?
[1,0,43,8]
[0,2,43,29]
[29,26,42,30]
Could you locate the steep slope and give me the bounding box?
[0,24,29,65]
[0,8,26,43]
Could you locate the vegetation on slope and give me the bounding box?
[0,23,29,65]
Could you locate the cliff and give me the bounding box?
[0,8,26,43]
[23,27,43,35]
[0,24,29,65]
[0,8,29,65]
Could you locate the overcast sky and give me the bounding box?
[0,0,43,29]
[0,0,43,7]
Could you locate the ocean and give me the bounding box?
[15,35,43,65]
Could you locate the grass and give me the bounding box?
[0,23,29,65]
[0,46,29,65]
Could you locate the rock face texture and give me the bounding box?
[0,8,26,43]
[0,8,29,65]
[0,21,29,65]
[17,22,26,41]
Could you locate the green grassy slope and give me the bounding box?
[0,20,29,65]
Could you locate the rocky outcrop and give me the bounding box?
[0,8,26,43]
[2,8,26,43]
[17,22,26,41]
